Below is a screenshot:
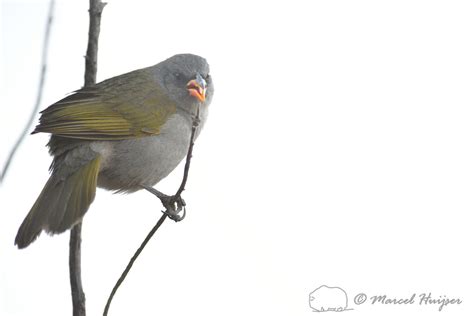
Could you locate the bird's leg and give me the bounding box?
[141,185,186,222]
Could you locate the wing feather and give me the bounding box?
[33,68,176,140]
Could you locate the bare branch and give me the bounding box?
[84,0,107,87]
[70,1,107,316]
[0,0,55,184]
[70,223,86,316]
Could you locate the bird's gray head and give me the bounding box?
[155,54,214,111]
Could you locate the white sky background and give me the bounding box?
[1,0,474,315]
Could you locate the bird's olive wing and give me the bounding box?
[34,69,176,140]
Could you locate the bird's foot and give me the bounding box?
[161,194,186,222]
[142,186,186,222]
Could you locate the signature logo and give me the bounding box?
[308,285,463,312]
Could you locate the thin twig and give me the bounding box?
[103,213,167,316]
[176,106,200,197]
[70,1,107,316]
[103,106,201,316]
[0,0,55,184]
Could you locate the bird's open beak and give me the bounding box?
[187,76,207,102]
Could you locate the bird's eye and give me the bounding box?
[202,74,211,84]
[174,73,182,79]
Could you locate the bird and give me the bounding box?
[14,53,214,249]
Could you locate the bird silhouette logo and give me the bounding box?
[309,285,352,312]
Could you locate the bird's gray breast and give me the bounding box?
[94,108,207,192]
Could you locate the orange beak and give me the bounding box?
[187,78,207,102]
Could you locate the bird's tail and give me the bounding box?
[15,156,101,248]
